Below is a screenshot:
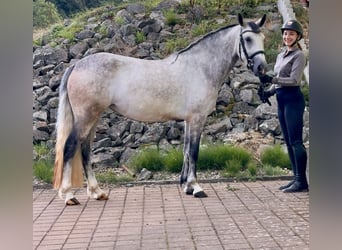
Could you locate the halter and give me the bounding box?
[239,29,265,70]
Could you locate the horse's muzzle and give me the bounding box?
[253,58,267,77]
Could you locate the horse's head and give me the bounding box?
[238,14,267,76]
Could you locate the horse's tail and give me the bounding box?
[53,64,83,189]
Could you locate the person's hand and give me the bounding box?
[258,87,275,105]
[259,74,273,84]
[264,88,276,98]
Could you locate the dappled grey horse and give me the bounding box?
[53,14,267,205]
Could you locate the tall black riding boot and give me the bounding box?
[283,143,308,193]
[279,145,296,190]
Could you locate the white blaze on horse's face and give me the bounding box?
[238,14,267,75]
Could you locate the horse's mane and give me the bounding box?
[175,21,262,57]
[176,24,239,56]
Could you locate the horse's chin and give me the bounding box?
[253,62,267,77]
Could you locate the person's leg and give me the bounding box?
[277,92,296,190]
[282,90,308,192]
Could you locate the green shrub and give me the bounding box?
[197,144,228,170]
[127,144,252,175]
[143,0,162,12]
[164,10,181,26]
[33,143,54,183]
[192,22,210,37]
[115,16,125,26]
[197,144,251,171]
[229,146,251,170]
[164,37,190,54]
[135,31,146,44]
[51,22,84,41]
[33,160,54,184]
[223,159,241,177]
[260,144,291,169]
[34,143,50,158]
[247,162,257,176]
[128,148,164,173]
[126,143,292,178]
[163,148,183,173]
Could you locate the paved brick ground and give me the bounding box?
[33,180,309,249]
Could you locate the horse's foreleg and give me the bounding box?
[182,119,207,198]
[81,131,108,201]
[180,121,190,186]
[187,136,207,198]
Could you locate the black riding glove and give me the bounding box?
[257,86,276,105]
[264,88,276,98]
[258,74,273,84]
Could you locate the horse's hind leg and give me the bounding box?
[81,127,108,201]
[59,128,81,205]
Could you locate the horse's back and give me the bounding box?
[67,52,217,123]
[67,53,187,121]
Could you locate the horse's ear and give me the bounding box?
[238,13,244,26]
[256,14,266,27]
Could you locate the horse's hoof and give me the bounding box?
[184,186,194,195]
[66,197,80,205]
[193,190,208,198]
[96,193,108,201]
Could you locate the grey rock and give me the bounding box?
[76,30,95,40]
[137,168,153,181]
[69,42,89,59]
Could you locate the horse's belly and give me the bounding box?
[113,101,185,122]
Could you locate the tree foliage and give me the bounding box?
[33,0,62,28]
[46,0,103,17]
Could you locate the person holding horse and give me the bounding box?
[258,19,308,193]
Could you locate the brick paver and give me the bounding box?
[33,181,309,249]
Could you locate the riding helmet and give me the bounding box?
[281,19,303,40]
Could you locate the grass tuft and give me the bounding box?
[33,159,54,184]
[260,144,291,169]
[198,144,251,171]
[128,147,164,174]
[163,148,183,173]
[33,143,54,184]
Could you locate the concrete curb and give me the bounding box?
[33,175,293,190]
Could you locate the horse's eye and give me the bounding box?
[245,37,252,43]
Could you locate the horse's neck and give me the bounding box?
[174,27,240,86]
